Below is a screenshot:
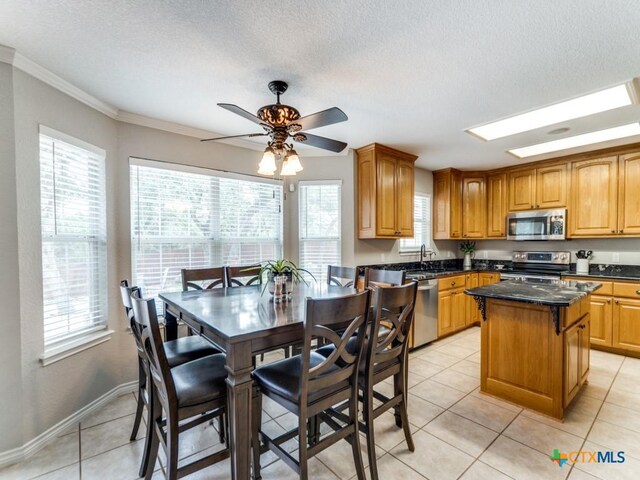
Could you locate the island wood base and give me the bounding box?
[480,296,591,420]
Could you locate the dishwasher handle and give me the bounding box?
[417,282,438,291]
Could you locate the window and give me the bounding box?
[298,181,341,283]
[130,159,283,302]
[39,127,107,349]
[399,193,431,254]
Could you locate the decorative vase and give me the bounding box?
[463,252,473,270]
[576,259,589,275]
[267,272,294,297]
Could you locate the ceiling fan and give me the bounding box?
[201,80,348,175]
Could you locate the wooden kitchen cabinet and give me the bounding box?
[462,174,486,238]
[618,151,640,236]
[433,169,463,239]
[613,297,640,354]
[479,272,500,286]
[438,275,467,337]
[486,173,507,238]
[465,273,479,325]
[508,163,567,211]
[564,314,590,406]
[356,143,417,239]
[569,156,618,236]
[589,295,613,347]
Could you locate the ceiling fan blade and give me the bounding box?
[218,103,263,125]
[295,132,347,153]
[291,107,348,131]
[201,133,267,142]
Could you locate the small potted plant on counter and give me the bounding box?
[459,241,476,270]
[256,259,316,297]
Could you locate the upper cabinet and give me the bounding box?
[508,163,568,211]
[486,173,507,238]
[356,143,417,239]
[462,174,486,238]
[433,169,462,239]
[618,152,640,235]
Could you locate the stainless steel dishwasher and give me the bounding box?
[412,278,438,347]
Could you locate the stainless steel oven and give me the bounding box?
[506,208,566,241]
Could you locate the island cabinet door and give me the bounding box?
[613,298,640,353]
[579,316,590,384]
[589,295,613,347]
[564,321,581,405]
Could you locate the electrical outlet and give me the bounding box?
[612,252,620,263]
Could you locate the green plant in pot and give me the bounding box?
[256,259,316,296]
[459,241,476,270]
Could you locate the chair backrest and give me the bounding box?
[365,282,417,374]
[181,267,226,291]
[130,291,175,407]
[364,268,406,288]
[226,264,262,287]
[326,265,357,288]
[120,280,145,356]
[300,290,371,405]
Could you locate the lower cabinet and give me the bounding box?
[479,272,500,286]
[589,295,613,347]
[564,315,590,405]
[438,285,467,337]
[465,273,479,325]
[613,298,640,353]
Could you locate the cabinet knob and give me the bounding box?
[607,299,611,303]
[611,230,616,233]
[451,281,456,286]
[579,324,586,330]
[620,229,624,233]
[636,290,640,295]
[615,299,619,304]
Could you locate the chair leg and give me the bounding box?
[138,385,154,478]
[166,412,179,480]
[251,387,263,480]
[362,383,379,480]
[131,359,145,441]
[217,415,225,444]
[394,372,414,451]
[349,391,366,480]
[298,419,309,480]
[144,390,161,480]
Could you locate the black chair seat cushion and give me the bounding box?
[252,352,349,404]
[171,353,228,407]
[164,335,221,368]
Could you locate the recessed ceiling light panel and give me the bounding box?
[467,84,634,141]
[508,123,640,158]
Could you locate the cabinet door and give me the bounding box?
[579,316,590,383]
[396,159,415,236]
[613,298,640,353]
[564,321,581,405]
[357,149,376,238]
[466,274,479,325]
[375,154,397,236]
[508,168,536,211]
[569,157,618,236]
[589,295,613,347]
[450,170,463,238]
[478,272,500,286]
[462,176,486,238]
[536,163,567,209]
[487,173,507,237]
[438,290,454,337]
[452,288,467,331]
[618,152,640,235]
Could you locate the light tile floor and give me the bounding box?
[2,326,638,480]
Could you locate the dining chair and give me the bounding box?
[119,280,222,478]
[327,265,357,288]
[181,266,226,291]
[225,264,262,287]
[251,290,371,480]
[363,268,406,288]
[130,292,230,480]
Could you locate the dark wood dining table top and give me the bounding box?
[159,283,357,343]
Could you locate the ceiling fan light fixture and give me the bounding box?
[280,157,298,176]
[285,149,303,172]
[258,147,277,175]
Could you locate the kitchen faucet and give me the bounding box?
[420,244,435,269]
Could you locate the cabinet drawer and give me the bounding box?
[614,282,640,299]
[564,277,613,295]
[438,275,466,291]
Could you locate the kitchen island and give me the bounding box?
[465,279,602,420]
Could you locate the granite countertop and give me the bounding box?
[464,279,602,307]
[561,270,640,281]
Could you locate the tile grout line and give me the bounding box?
[78,422,82,480]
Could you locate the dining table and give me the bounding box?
[159,283,356,480]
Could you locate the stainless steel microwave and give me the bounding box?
[506,209,566,241]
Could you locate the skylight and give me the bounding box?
[467,84,633,141]
[508,123,640,158]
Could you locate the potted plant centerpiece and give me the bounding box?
[256,259,316,297]
[459,241,476,270]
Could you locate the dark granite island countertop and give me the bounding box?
[464,279,602,307]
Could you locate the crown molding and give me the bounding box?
[0,45,16,64]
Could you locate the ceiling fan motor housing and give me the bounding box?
[257,104,300,126]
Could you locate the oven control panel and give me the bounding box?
[512,251,570,265]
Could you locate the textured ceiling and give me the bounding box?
[1,0,640,169]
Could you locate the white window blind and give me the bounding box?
[399,193,431,253]
[39,128,107,348]
[298,181,341,283]
[130,159,283,302]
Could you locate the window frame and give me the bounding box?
[38,126,111,365]
[399,192,432,255]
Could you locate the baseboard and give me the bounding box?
[0,380,137,468]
